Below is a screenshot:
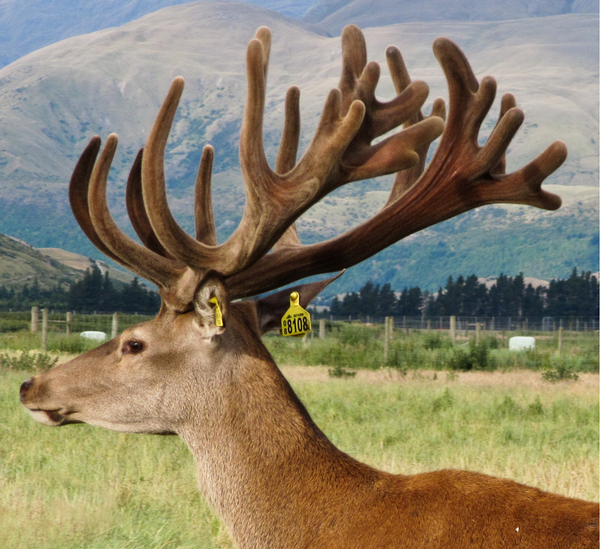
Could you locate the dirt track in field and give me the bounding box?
[280,365,599,397]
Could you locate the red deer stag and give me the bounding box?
[20,26,598,549]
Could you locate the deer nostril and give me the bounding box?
[20,378,34,403]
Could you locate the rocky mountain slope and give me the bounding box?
[0,233,135,291]
[0,1,596,294]
[0,0,322,69]
[303,0,599,34]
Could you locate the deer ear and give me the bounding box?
[256,272,343,335]
[193,272,229,338]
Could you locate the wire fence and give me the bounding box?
[0,308,597,337]
[0,309,154,338]
[323,315,598,333]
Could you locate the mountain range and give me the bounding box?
[1,0,597,69]
[0,0,597,296]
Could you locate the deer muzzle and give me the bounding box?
[20,377,76,427]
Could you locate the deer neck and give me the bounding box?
[178,319,359,548]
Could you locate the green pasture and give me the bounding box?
[1,364,598,549]
[1,316,597,376]
[0,320,598,548]
[265,321,599,376]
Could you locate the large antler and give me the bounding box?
[70,26,564,307]
[227,29,565,298]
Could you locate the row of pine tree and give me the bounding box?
[0,266,597,318]
[329,269,599,318]
[0,265,160,313]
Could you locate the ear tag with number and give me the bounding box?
[281,291,311,337]
[209,297,224,327]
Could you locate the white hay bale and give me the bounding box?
[80,331,107,342]
[508,336,535,351]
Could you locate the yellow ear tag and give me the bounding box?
[281,291,311,337]
[209,297,224,327]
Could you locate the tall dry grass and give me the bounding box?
[2,365,597,549]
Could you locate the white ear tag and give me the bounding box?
[208,297,224,327]
[281,291,311,337]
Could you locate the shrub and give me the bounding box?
[0,319,29,332]
[432,388,455,412]
[542,364,579,383]
[0,350,58,371]
[449,340,496,371]
[422,332,451,350]
[334,322,378,346]
[328,364,357,378]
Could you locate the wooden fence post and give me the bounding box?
[558,327,563,353]
[111,313,119,339]
[476,322,481,345]
[42,308,48,351]
[450,315,456,345]
[31,306,39,334]
[384,317,391,363]
[66,312,72,335]
[319,319,326,339]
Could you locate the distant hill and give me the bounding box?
[311,185,598,296]
[2,1,597,70]
[0,233,135,291]
[0,0,323,69]
[0,233,78,290]
[303,0,599,34]
[0,2,596,294]
[36,248,136,286]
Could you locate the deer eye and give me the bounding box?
[123,340,144,354]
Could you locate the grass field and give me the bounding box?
[1,359,598,549]
[265,322,599,375]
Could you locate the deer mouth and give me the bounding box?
[26,408,79,427]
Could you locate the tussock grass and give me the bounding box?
[2,365,597,548]
[293,375,598,501]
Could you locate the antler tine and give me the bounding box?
[87,134,183,289]
[489,93,516,176]
[385,45,446,203]
[275,86,301,175]
[334,27,445,184]
[194,145,217,245]
[339,24,368,114]
[427,37,563,209]
[126,148,176,258]
[254,26,271,81]
[273,85,302,251]
[385,46,413,112]
[238,31,277,202]
[69,136,125,265]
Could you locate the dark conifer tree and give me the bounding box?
[358,281,380,316]
[377,283,397,316]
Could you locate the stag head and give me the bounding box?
[21,25,564,433]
